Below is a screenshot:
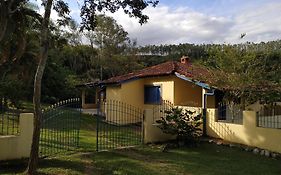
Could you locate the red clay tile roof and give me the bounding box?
[99,61,211,85]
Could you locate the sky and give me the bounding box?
[32,0,281,46]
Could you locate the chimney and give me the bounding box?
[180,55,190,64]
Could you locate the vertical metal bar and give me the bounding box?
[127,103,130,147]
[104,99,107,150]
[70,100,74,148]
[6,110,9,135]
[16,112,19,134]
[113,100,116,149]
[120,101,123,147]
[1,103,3,135]
[12,111,15,135]
[120,101,122,147]
[78,98,81,147]
[66,100,69,151]
[96,98,100,152]
[118,101,121,147]
[110,100,113,150]
[142,110,144,145]
[47,109,51,156]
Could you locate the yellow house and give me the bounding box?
[78,57,281,153]
[79,56,217,113]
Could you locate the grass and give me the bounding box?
[1,113,281,175]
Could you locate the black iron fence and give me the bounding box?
[257,104,281,129]
[217,103,243,124]
[40,98,81,158]
[0,98,20,136]
[152,100,174,123]
[96,99,143,151]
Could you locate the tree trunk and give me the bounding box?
[26,0,53,174]
[0,1,9,42]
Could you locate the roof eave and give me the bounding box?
[174,72,211,90]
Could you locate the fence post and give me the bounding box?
[18,113,34,158]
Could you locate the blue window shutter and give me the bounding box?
[156,87,161,103]
[144,86,161,104]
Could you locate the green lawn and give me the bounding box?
[0,113,281,175]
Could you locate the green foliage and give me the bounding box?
[85,14,143,79]
[80,0,159,31]
[156,107,202,145]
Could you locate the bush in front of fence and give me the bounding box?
[156,107,202,147]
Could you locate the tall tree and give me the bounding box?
[25,0,159,174]
[86,14,141,78]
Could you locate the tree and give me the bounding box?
[0,1,41,106]
[197,45,281,107]
[25,0,159,174]
[0,1,41,66]
[85,14,142,78]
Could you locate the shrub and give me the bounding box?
[156,107,202,146]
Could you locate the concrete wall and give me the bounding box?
[174,78,202,107]
[207,109,281,153]
[143,109,176,143]
[0,113,34,161]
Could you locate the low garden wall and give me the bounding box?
[143,109,176,143]
[207,109,281,153]
[0,113,34,161]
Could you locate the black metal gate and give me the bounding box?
[0,98,20,136]
[40,98,81,157]
[96,100,143,151]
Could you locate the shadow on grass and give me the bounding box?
[0,159,28,174]
[37,157,85,174]
[0,156,85,175]
[88,143,281,175]
[80,151,162,175]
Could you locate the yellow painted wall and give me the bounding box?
[207,95,216,108]
[104,81,143,124]
[144,109,176,143]
[207,109,281,153]
[104,75,217,124]
[174,78,202,107]
[0,113,34,161]
[105,77,175,124]
[121,79,145,108]
[105,75,213,109]
[106,85,122,101]
[105,76,175,110]
[144,76,175,104]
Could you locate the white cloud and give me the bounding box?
[108,2,281,45]
[225,2,281,43]
[31,0,281,46]
[108,5,234,45]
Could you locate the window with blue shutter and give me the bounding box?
[144,85,161,104]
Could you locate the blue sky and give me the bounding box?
[33,0,281,45]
